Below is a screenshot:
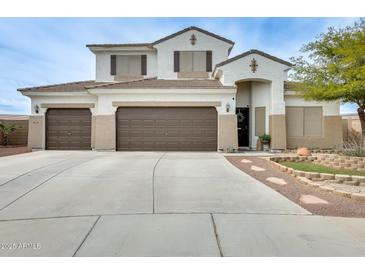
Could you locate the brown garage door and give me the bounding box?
[46,109,91,150]
[116,107,217,151]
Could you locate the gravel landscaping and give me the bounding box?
[226,156,365,218]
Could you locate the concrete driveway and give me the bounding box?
[1,151,365,256]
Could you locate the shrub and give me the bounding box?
[347,129,362,145]
[259,134,271,144]
[342,141,365,157]
[0,122,18,146]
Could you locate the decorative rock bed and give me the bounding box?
[268,155,365,202]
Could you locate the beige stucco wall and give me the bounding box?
[28,115,45,149]
[93,114,116,150]
[218,114,238,151]
[91,116,96,149]
[269,114,287,150]
[287,116,343,149]
[342,115,362,142]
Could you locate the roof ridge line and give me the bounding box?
[212,49,293,74]
[214,49,292,70]
[86,26,235,49]
[152,26,235,46]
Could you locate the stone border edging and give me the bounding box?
[268,157,365,202]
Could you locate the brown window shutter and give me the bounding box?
[110,55,116,75]
[141,55,147,75]
[174,51,180,72]
[206,51,212,72]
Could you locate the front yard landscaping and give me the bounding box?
[226,156,365,218]
[280,161,365,177]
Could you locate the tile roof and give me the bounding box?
[215,49,293,69]
[18,80,106,92]
[86,43,152,48]
[86,26,235,50]
[18,78,234,92]
[86,78,234,89]
[152,26,235,46]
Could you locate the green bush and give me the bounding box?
[0,122,18,146]
[259,134,271,144]
[342,141,365,157]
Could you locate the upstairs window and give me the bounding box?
[174,51,212,73]
[111,55,147,76]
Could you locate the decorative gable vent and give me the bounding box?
[190,34,196,45]
[250,58,258,73]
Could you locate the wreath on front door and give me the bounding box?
[237,112,245,123]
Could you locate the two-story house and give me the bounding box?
[19,26,343,151]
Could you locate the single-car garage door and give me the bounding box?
[116,107,217,151]
[46,108,92,150]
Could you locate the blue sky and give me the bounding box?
[0,17,359,114]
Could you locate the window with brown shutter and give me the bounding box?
[174,51,180,72]
[114,55,142,76]
[141,55,147,75]
[110,55,116,75]
[286,106,323,137]
[179,51,207,72]
[206,51,212,72]
[255,107,266,136]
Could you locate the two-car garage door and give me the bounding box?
[116,107,217,151]
[46,107,217,151]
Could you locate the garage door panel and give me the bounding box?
[116,107,217,151]
[46,109,92,150]
[155,120,170,127]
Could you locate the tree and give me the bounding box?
[290,19,365,146]
[0,122,18,146]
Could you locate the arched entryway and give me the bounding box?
[235,78,272,149]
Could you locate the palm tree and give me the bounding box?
[0,122,18,146]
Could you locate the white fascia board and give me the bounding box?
[20,91,92,97]
[89,46,156,52]
[87,88,237,95]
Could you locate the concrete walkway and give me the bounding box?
[0,151,365,256]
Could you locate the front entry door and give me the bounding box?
[236,107,249,147]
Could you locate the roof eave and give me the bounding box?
[86,44,155,53]
[20,91,90,96]
[214,49,293,73]
[152,26,235,46]
[88,87,236,94]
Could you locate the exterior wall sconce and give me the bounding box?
[226,102,231,113]
[34,104,39,114]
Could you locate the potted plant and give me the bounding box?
[259,134,271,151]
[0,122,18,146]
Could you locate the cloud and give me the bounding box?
[0,17,360,114]
[341,103,358,115]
